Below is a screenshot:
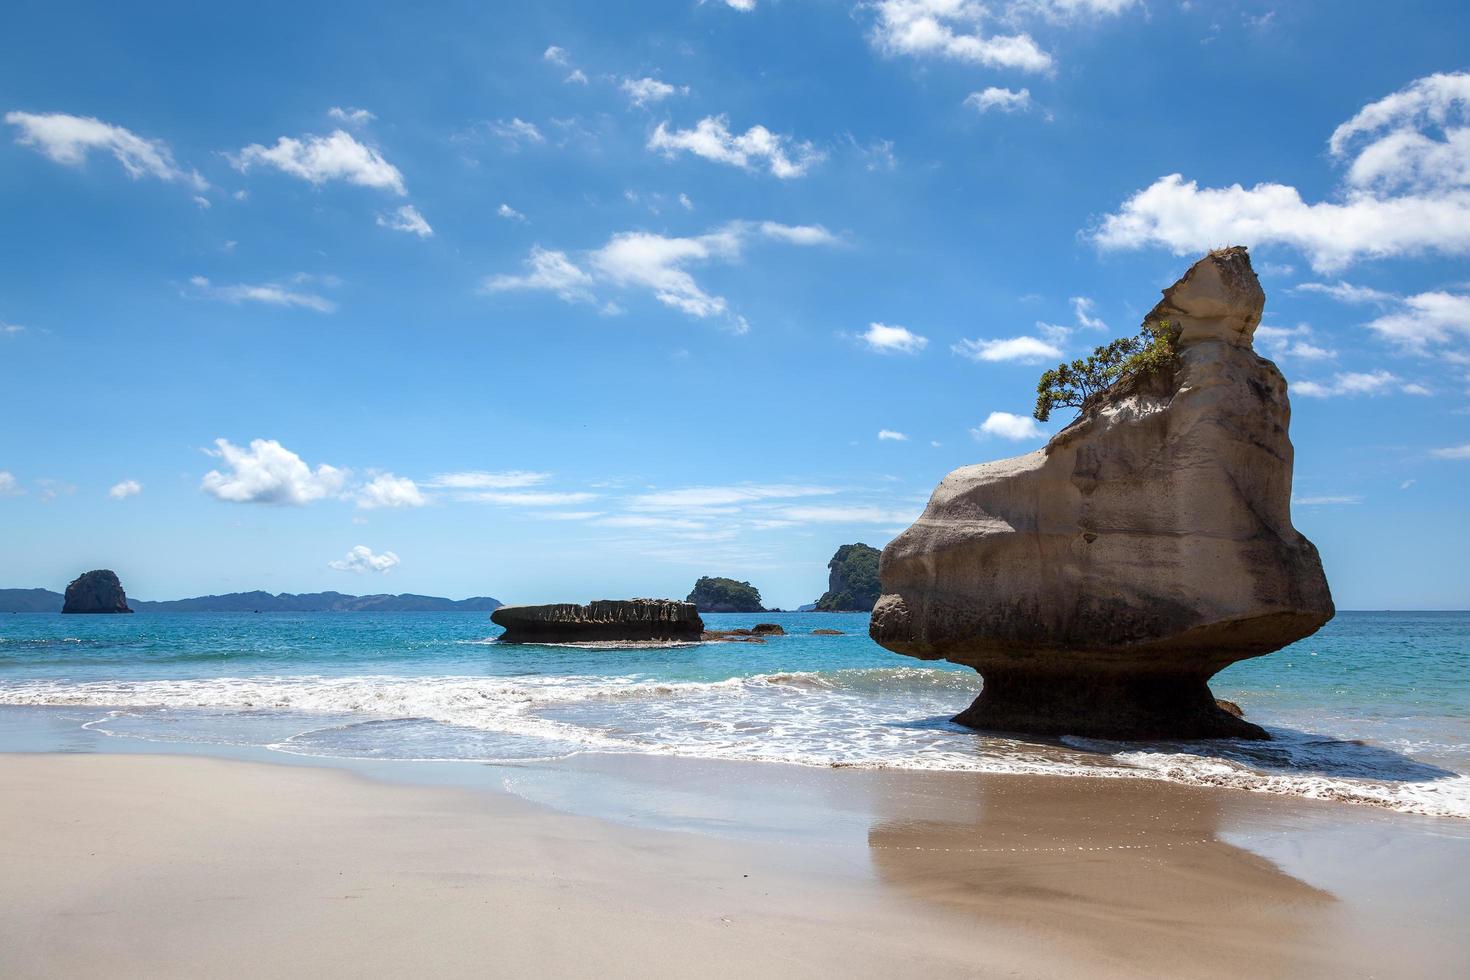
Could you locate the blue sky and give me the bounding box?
[2,0,1468,609]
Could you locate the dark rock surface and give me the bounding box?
[61,570,132,614]
[811,629,845,636]
[870,249,1333,741]
[492,599,703,644]
[687,576,765,613]
[814,544,881,612]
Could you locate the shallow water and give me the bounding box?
[1,610,1466,817]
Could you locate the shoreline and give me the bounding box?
[3,742,1469,977]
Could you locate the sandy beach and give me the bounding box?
[3,751,1467,979]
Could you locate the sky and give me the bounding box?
[2,0,1468,609]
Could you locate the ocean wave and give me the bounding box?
[2,671,1467,819]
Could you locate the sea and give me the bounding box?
[1,610,1466,818]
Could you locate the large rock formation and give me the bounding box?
[686,576,765,613]
[492,599,704,643]
[61,569,133,614]
[814,543,882,611]
[870,248,1333,740]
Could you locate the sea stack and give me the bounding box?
[870,248,1333,740]
[492,599,704,643]
[61,569,133,614]
[814,543,881,611]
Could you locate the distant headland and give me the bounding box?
[1,582,502,614]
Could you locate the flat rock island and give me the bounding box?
[491,599,704,644]
[870,248,1334,740]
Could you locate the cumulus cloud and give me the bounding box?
[376,204,433,237]
[649,116,823,179]
[542,46,570,65]
[0,471,22,497]
[861,322,929,354]
[201,438,347,505]
[356,473,426,510]
[952,335,1063,363]
[565,69,589,85]
[327,107,375,127]
[189,275,337,313]
[233,129,406,194]
[1366,291,1470,351]
[867,1,1053,73]
[485,221,837,330]
[329,545,400,573]
[1254,324,1336,362]
[878,429,909,441]
[108,479,141,500]
[497,203,527,222]
[621,77,687,107]
[6,110,206,190]
[1094,72,1470,271]
[973,411,1045,440]
[965,87,1033,114]
[425,471,550,490]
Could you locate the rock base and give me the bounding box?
[951,670,1268,741]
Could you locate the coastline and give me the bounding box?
[3,745,1468,978]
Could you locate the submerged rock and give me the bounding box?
[870,248,1333,740]
[492,599,703,644]
[61,569,132,614]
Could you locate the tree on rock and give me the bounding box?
[814,543,881,611]
[687,576,765,613]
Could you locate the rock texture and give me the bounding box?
[492,599,703,644]
[814,543,882,612]
[870,248,1333,740]
[61,570,133,614]
[687,576,765,613]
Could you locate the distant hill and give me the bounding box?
[1,589,501,613]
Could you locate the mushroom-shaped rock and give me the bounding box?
[869,248,1333,740]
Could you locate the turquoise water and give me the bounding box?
[1,610,1466,816]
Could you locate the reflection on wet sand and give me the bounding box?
[868,775,1336,978]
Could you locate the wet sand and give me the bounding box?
[2,751,1467,978]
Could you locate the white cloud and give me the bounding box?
[108,479,141,500]
[649,116,823,179]
[356,473,426,510]
[542,46,570,65]
[329,545,400,573]
[490,118,545,146]
[36,479,76,503]
[973,411,1045,440]
[487,221,836,330]
[2,321,24,336]
[1070,296,1106,330]
[425,471,550,490]
[953,335,1062,363]
[1094,72,1470,271]
[327,107,375,127]
[189,275,337,313]
[1430,443,1470,459]
[458,491,598,506]
[1291,370,1403,398]
[6,110,206,190]
[878,429,909,441]
[0,471,22,497]
[965,87,1033,114]
[621,77,687,107]
[201,438,347,505]
[679,192,694,210]
[376,204,433,238]
[861,322,929,354]
[565,69,589,85]
[1254,324,1336,362]
[595,514,705,530]
[768,504,920,524]
[1366,291,1470,351]
[719,0,756,9]
[867,1,1053,73]
[483,246,597,304]
[233,130,406,194]
[1293,281,1396,304]
[497,203,527,222]
[628,484,836,512]
[1292,494,1362,506]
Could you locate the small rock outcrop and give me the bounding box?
[61,570,133,614]
[814,543,881,611]
[492,599,703,643]
[870,248,1334,740]
[687,576,765,613]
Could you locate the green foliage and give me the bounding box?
[1033,320,1180,423]
[814,543,882,612]
[687,576,765,612]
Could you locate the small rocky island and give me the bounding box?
[61,569,133,614]
[686,576,765,612]
[870,248,1333,740]
[492,599,704,643]
[813,543,881,611]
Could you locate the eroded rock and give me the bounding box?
[492,599,703,643]
[870,248,1333,740]
[61,569,132,614]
